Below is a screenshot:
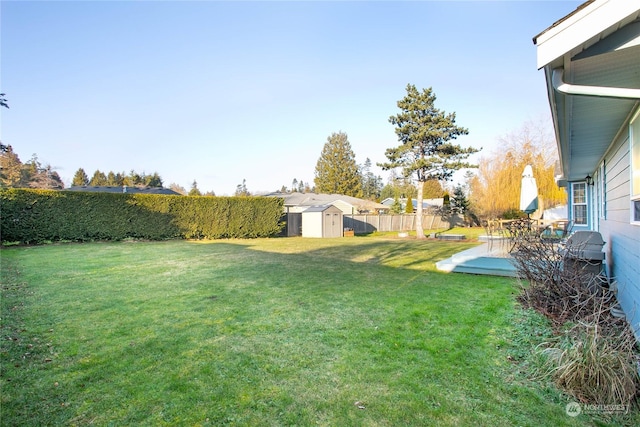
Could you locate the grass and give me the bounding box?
[1,236,635,426]
[362,226,486,240]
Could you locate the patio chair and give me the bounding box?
[482,219,507,252]
[505,218,537,252]
[491,219,508,251]
[482,220,495,252]
[540,220,574,243]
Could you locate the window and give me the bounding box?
[631,110,640,223]
[572,182,587,225]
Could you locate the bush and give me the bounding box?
[512,236,613,326]
[501,208,526,220]
[0,189,284,243]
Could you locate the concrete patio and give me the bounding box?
[435,237,518,277]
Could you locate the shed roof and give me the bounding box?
[302,204,343,213]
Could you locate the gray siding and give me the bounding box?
[605,137,631,223]
[600,131,640,338]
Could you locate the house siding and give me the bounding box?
[605,137,631,223]
[599,128,640,338]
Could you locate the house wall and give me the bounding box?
[331,200,356,215]
[598,126,640,338]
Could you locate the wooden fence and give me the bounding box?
[343,214,464,234]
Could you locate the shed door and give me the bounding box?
[325,213,341,238]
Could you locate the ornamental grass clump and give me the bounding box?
[540,320,638,406]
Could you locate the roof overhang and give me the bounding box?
[534,0,640,182]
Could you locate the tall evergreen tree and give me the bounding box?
[0,145,23,187]
[380,84,478,238]
[450,184,470,214]
[189,180,202,196]
[107,171,117,186]
[361,158,383,201]
[390,195,402,214]
[146,172,163,187]
[314,131,363,197]
[0,94,9,153]
[234,179,250,196]
[89,170,108,186]
[405,196,414,213]
[72,168,89,186]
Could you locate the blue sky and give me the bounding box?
[1,0,582,195]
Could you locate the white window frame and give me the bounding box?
[572,182,588,226]
[630,109,640,225]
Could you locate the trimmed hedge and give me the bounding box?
[0,189,284,244]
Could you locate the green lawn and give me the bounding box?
[0,237,633,426]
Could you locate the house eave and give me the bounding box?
[535,0,640,182]
[534,0,640,69]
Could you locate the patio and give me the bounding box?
[436,238,518,277]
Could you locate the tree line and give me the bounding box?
[71,168,164,189]
[2,85,565,235]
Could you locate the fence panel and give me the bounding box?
[343,214,461,233]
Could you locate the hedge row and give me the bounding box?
[0,189,284,244]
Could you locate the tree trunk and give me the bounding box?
[416,181,425,239]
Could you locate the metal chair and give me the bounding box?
[482,219,507,253]
[541,220,573,243]
[482,220,495,252]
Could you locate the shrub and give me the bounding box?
[512,236,613,326]
[0,189,284,243]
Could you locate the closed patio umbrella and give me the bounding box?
[519,164,538,217]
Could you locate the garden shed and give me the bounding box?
[302,204,343,238]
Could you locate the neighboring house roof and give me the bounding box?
[533,0,640,182]
[65,186,182,195]
[265,192,388,213]
[380,198,444,209]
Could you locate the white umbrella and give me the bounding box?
[519,164,538,216]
